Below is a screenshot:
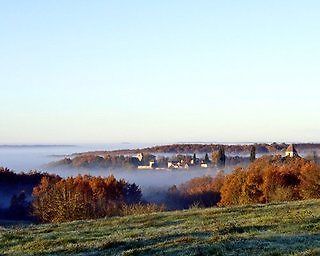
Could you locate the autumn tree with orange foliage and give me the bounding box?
[218,168,247,206]
[219,155,320,206]
[32,175,141,222]
[299,160,320,199]
[167,171,225,209]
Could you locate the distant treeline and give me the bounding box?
[48,153,250,170]
[71,143,320,157]
[48,142,320,169]
[48,153,160,169]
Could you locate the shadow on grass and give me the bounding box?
[0,219,33,228]
[110,214,186,233]
[93,233,320,256]
[217,222,280,235]
[29,232,320,256]
[214,233,320,256]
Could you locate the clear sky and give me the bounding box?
[0,1,319,144]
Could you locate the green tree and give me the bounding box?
[193,153,197,165]
[250,146,256,162]
[313,151,318,164]
[217,146,226,168]
[204,153,210,163]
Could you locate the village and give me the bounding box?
[132,144,300,170]
[134,152,214,170]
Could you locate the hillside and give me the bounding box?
[68,143,320,157]
[1,200,320,255]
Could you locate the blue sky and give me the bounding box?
[0,1,319,144]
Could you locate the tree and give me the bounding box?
[217,146,226,168]
[9,191,29,219]
[192,153,197,165]
[300,161,320,199]
[32,175,142,223]
[250,146,256,162]
[219,168,246,206]
[204,153,210,164]
[166,175,224,209]
[121,181,142,204]
[313,151,318,164]
[219,155,320,206]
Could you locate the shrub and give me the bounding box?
[268,186,296,202]
[120,203,165,216]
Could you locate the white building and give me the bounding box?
[137,153,144,162]
[138,160,156,170]
[168,161,181,169]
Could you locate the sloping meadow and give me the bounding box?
[0,200,319,255]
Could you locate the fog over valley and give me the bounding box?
[1,143,319,200]
[0,144,227,201]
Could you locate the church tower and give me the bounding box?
[285,144,299,157]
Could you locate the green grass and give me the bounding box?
[1,200,320,255]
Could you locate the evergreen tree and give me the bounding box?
[217,146,226,167]
[313,151,318,164]
[204,153,210,163]
[211,152,217,165]
[250,146,256,162]
[193,153,197,165]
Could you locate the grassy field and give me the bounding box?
[0,200,320,255]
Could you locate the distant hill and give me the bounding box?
[69,143,320,157]
[0,145,76,148]
[47,142,320,170]
[1,200,319,255]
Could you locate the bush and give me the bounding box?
[268,186,296,202]
[120,203,165,216]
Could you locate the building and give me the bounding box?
[133,153,156,163]
[200,163,208,168]
[168,160,181,169]
[131,153,144,164]
[190,158,200,165]
[137,160,157,170]
[167,160,191,169]
[285,144,299,157]
[137,153,144,162]
[183,163,190,169]
[149,160,156,168]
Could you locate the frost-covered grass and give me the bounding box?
[1,200,320,255]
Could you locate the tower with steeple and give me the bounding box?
[285,144,299,157]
